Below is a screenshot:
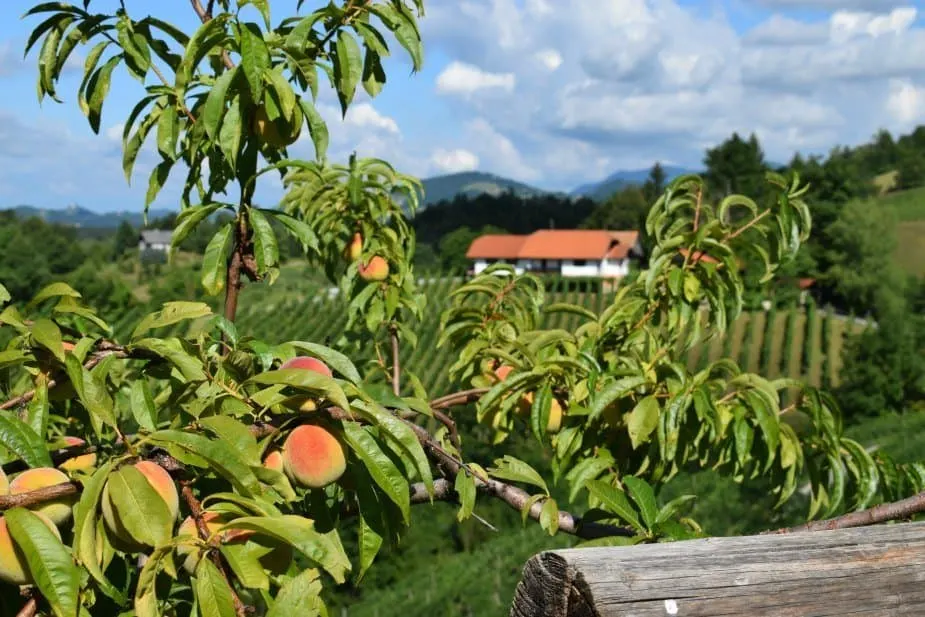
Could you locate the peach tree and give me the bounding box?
[1,1,922,615]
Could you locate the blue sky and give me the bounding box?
[0,0,923,212]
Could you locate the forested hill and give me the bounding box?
[416,171,558,206]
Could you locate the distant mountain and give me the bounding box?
[417,172,559,207]
[571,166,700,202]
[2,205,175,229]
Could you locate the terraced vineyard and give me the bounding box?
[113,274,866,394]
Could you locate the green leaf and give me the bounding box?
[622,476,658,529]
[134,544,172,617]
[218,95,242,169]
[30,281,81,305]
[199,416,259,465]
[361,47,386,98]
[26,373,49,439]
[86,54,121,133]
[488,455,548,494]
[220,516,351,583]
[202,222,234,295]
[655,494,697,526]
[246,368,350,411]
[539,498,559,536]
[356,511,383,585]
[31,317,65,362]
[107,465,174,548]
[129,379,158,432]
[454,471,476,523]
[333,30,362,114]
[130,338,207,383]
[219,542,270,590]
[147,430,261,497]
[72,461,124,602]
[177,15,229,92]
[145,160,173,208]
[529,383,552,444]
[626,395,660,450]
[0,415,53,468]
[0,283,9,306]
[173,203,226,250]
[351,400,434,496]
[239,22,270,101]
[203,66,238,141]
[300,98,328,160]
[342,423,410,523]
[589,376,647,423]
[265,209,319,254]
[586,480,642,530]
[267,568,326,617]
[64,355,117,433]
[5,508,80,617]
[194,559,238,617]
[288,341,361,383]
[247,207,279,274]
[133,301,213,340]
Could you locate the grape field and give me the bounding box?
[117,274,863,393]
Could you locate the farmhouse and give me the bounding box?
[138,229,173,253]
[466,230,643,278]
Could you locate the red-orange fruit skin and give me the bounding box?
[281,425,347,489]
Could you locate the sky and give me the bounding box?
[0,0,923,212]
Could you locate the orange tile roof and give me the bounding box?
[467,230,639,261]
[466,234,528,259]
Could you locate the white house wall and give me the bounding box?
[560,260,602,277]
[600,258,629,277]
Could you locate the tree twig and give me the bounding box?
[766,490,925,534]
[0,482,80,511]
[181,482,249,617]
[15,597,37,617]
[429,388,488,409]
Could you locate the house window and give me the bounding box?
[573,259,587,266]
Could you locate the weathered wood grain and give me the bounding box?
[510,521,925,617]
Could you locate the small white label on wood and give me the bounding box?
[664,599,678,615]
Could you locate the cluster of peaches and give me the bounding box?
[0,355,347,587]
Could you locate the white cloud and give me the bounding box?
[830,7,917,42]
[753,0,909,10]
[343,103,400,134]
[886,79,925,126]
[431,148,479,173]
[413,0,925,190]
[435,61,516,96]
[535,49,563,71]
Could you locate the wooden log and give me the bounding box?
[510,521,925,616]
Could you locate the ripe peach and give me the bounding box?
[263,450,284,472]
[358,256,389,282]
[280,356,333,377]
[281,425,346,489]
[520,393,564,433]
[280,356,333,412]
[57,436,97,473]
[344,233,363,262]
[0,512,61,586]
[9,468,75,526]
[101,461,179,550]
[493,365,533,416]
